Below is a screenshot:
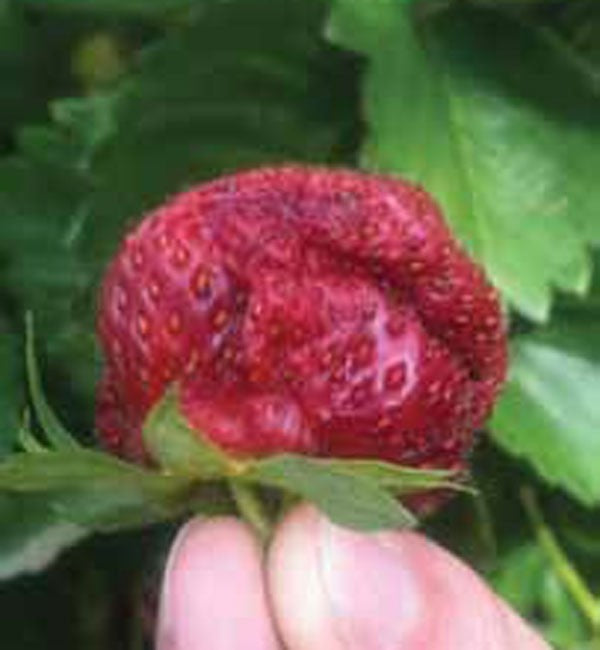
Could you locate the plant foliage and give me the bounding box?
[0,0,599,647]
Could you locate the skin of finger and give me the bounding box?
[156,516,282,650]
[267,504,552,650]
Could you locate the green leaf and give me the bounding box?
[546,1,600,84]
[555,493,600,558]
[0,154,91,339]
[143,388,229,479]
[0,448,193,531]
[329,0,600,320]
[0,494,86,581]
[491,542,588,646]
[0,317,22,458]
[491,317,600,505]
[0,143,98,420]
[242,454,417,531]
[541,572,590,648]
[491,543,551,613]
[0,1,46,146]
[77,0,359,264]
[17,420,47,455]
[0,2,99,149]
[20,0,199,14]
[25,314,80,451]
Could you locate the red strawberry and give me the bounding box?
[96,166,507,474]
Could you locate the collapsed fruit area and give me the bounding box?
[96,167,506,472]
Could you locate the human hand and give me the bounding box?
[156,504,551,650]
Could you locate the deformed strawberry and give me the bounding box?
[96,166,507,474]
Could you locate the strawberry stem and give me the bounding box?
[228,479,271,543]
[521,487,600,636]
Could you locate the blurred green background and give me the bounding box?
[1,0,600,648]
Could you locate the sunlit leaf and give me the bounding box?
[329,0,600,320]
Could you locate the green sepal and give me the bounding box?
[0,447,194,531]
[0,380,472,537]
[142,387,231,480]
[25,313,80,451]
[316,458,475,496]
[143,389,470,531]
[241,454,418,531]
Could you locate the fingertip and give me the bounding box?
[156,516,281,650]
[268,504,343,650]
[269,505,552,650]
[269,504,422,650]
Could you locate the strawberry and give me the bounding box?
[96,166,507,474]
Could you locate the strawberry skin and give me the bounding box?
[96,166,507,472]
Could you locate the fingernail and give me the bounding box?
[156,517,281,650]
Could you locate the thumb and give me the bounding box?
[268,504,551,650]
